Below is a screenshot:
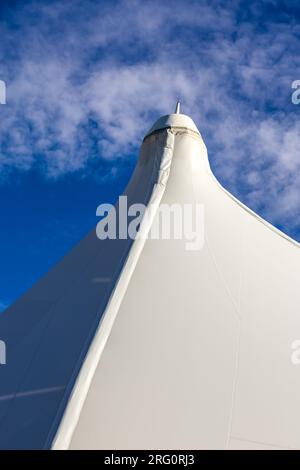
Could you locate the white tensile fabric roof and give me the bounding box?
[0,110,299,450]
[54,112,300,450]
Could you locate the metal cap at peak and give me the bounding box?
[145,103,200,138]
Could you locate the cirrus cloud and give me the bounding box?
[0,0,300,239]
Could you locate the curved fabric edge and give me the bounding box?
[208,168,300,248]
[192,134,299,248]
[51,129,175,450]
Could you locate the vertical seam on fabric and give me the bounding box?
[51,129,175,450]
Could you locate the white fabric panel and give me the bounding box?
[54,114,300,450]
[53,129,176,449]
[231,215,300,449]
[68,131,240,449]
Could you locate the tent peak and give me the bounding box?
[145,110,200,137]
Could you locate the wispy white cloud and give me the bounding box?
[0,0,300,237]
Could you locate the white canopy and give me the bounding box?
[55,111,300,450]
[1,109,299,450]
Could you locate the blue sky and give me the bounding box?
[0,0,300,311]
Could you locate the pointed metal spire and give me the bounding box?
[175,101,181,114]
